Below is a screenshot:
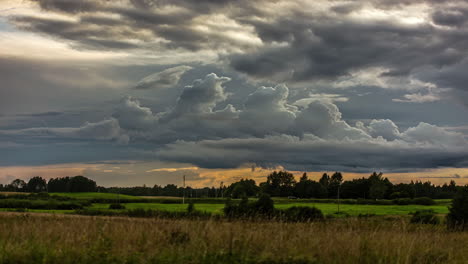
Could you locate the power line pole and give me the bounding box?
[337,183,341,213]
[220,181,224,198]
[182,175,186,205]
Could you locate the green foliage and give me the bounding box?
[0,199,86,210]
[447,186,468,230]
[393,197,435,205]
[255,193,274,215]
[393,198,412,205]
[27,176,47,193]
[280,206,324,222]
[187,201,195,213]
[261,171,296,197]
[224,179,260,198]
[294,173,328,198]
[412,197,436,205]
[48,176,97,193]
[410,210,440,224]
[109,203,126,210]
[223,194,274,218]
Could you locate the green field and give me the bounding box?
[51,192,141,200]
[89,202,449,216]
[0,192,452,216]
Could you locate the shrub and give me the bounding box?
[281,206,324,222]
[0,199,85,210]
[187,202,195,213]
[412,197,436,205]
[393,198,411,205]
[108,203,126,210]
[447,186,468,230]
[393,197,435,205]
[410,210,439,225]
[255,193,274,215]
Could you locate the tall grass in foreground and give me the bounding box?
[0,213,467,264]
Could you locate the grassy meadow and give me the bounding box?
[0,192,467,263]
[0,192,452,216]
[0,213,467,264]
[86,202,450,216]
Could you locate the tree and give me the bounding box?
[295,173,310,198]
[294,173,327,198]
[48,177,71,192]
[27,176,47,192]
[255,193,274,215]
[368,172,392,199]
[447,186,468,230]
[261,171,296,197]
[69,176,97,192]
[225,179,260,198]
[10,179,26,192]
[369,181,387,200]
[319,173,330,188]
[328,172,343,198]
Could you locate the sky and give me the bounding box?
[0,0,468,187]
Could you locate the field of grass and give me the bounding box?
[88,202,449,216]
[51,192,141,200]
[0,192,452,216]
[0,213,466,263]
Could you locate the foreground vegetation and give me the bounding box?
[0,213,467,264]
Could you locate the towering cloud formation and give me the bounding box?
[134,66,192,90]
[0,72,467,170]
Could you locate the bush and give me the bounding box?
[223,194,276,219]
[393,198,411,205]
[281,206,324,222]
[108,203,126,209]
[393,197,435,205]
[412,197,436,205]
[187,202,195,213]
[0,199,85,210]
[255,194,274,215]
[447,186,468,230]
[410,210,439,224]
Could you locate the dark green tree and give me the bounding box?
[225,179,260,198]
[255,193,274,215]
[447,186,468,230]
[328,172,343,198]
[69,176,97,192]
[10,179,27,192]
[261,171,296,196]
[27,176,47,192]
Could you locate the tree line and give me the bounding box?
[0,171,463,199]
[0,176,97,193]
[226,171,462,200]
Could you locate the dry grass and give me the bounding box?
[0,213,467,263]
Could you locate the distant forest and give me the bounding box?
[0,171,464,200]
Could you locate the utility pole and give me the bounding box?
[220,181,224,198]
[337,183,341,213]
[182,175,186,204]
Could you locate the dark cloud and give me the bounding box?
[156,135,468,171]
[5,72,466,171]
[31,0,101,14]
[432,9,468,27]
[2,0,468,173]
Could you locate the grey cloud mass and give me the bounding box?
[1,0,468,175]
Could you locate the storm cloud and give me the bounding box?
[1,0,468,180]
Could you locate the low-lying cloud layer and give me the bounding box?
[2,73,466,172]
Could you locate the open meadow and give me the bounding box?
[0,192,452,216]
[0,191,466,263]
[0,213,467,264]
